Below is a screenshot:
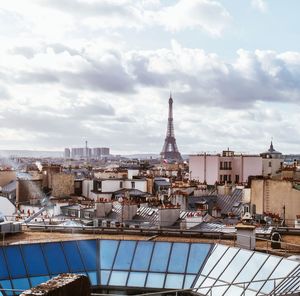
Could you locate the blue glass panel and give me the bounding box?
[21,244,48,276]
[77,240,97,271]
[12,278,30,291]
[113,241,136,270]
[168,243,189,273]
[0,249,9,280]
[165,274,184,289]
[146,273,165,288]
[87,271,97,286]
[127,272,147,287]
[0,280,13,296]
[100,271,110,285]
[149,242,171,272]
[42,242,69,274]
[100,240,119,269]
[186,244,211,274]
[62,241,85,272]
[4,246,27,278]
[109,271,128,286]
[131,241,153,271]
[184,275,196,288]
[30,276,50,287]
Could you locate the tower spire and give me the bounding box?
[160,94,182,163]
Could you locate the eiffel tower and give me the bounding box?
[160,94,183,163]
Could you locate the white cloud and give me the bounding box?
[251,0,268,12]
[156,0,231,36]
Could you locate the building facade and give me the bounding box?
[189,150,262,185]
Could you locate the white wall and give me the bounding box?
[189,155,219,185]
[82,180,93,198]
[0,196,15,216]
[124,180,147,192]
[242,156,262,183]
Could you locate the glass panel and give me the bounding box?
[260,259,298,294]
[127,272,147,287]
[165,274,184,289]
[223,285,244,296]
[12,278,30,291]
[149,242,171,272]
[248,256,281,292]
[30,276,50,287]
[21,244,48,276]
[193,275,205,289]
[100,240,119,269]
[244,290,257,296]
[210,280,230,296]
[209,247,239,280]
[186,243,211,274]
[42,242,69,274]
[0,249,9,280]
[77,240,97,271]
[270,259,298,279]
[113,241,136,270]
[131,241,153,271]
[109,271,128,286]
[62,241,85,272]
[4,246,27,278]
[146,273,165,288]
[184,275,196,288]
[220,249,253,282]
[168,243,189,273]
[87,271,97,286]
[197,277,215,295]
[201,244,229,276]
[0,280,13,296]
[100,270,110,286]
[234,252,268,284]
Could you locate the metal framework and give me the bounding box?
[161,95,183,163]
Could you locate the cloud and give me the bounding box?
[156,0,231,36]
[37,0,231,36]
[251,0,268,12]
[127,43,300,108]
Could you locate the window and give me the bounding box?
[224,162,228,169]
[224,175,228,182]
[235,175,239,183]
[269,161,272,167]
[120,181,123,189]
[220,175,223,182]
[131,181,135,189]
[220,161,223,169]
[97,181,102,191]
[229,161,232,169]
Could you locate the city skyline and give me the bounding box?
[0,1,300,154]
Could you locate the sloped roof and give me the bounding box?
[216,188,243,216]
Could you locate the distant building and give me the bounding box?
[260,141,283,177]
[92,147,110,158]
[64,148,70,159]
[189,149,262,185]
[67,146,110,159]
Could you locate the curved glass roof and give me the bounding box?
[193,244,300,295]
[0,240,299,296]
[0,239,212,295]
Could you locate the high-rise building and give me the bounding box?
[64,148,70,159]
[160,94,182,163]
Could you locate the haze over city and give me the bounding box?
[0,0,300,155]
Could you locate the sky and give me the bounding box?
[0,0,300,155]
